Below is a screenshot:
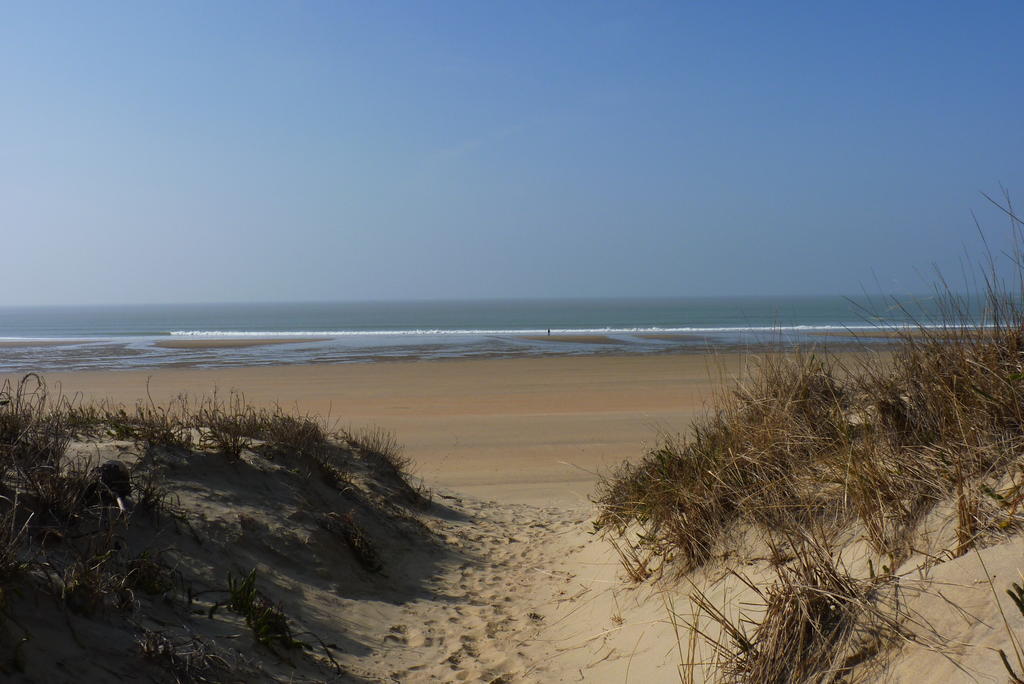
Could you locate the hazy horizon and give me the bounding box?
[4,2,1023,306]
[0,291,966,310]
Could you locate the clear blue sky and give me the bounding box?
[2,1,1022,305]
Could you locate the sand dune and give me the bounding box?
[5,349,1012,681]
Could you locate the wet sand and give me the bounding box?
[153,337,332,349]
[0,340,92,348]
[635,333,710,342]
[519,334,621,344]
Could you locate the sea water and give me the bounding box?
[0,295,979,372]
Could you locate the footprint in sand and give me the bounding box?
[383,624,409,645]
[379,499,593,683]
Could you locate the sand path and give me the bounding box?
[368,496,587,682]
[350,492,658,683]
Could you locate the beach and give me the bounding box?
[0,351,739,680]
[5,350,756,681]
[6,2,1018,678]
[5,345,1021,681]
[35,352,742,505]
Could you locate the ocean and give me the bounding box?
[0,295,971,372]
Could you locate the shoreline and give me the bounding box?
[0,333,895,375]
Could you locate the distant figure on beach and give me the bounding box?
[547,329,550,336]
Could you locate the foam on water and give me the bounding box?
[0,296,986,371]
[165,323,949,338]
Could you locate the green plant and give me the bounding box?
[998,580,1024,683]
[220,569,304,651]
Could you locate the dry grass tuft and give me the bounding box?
[344,425,430,508]
[0,376,420,680]
[596,318,1024,570]
[688,538,908,684]
[598,195,1024,680]
[720,540,905,684]
[345,425,408,475]
[316,511,383,573]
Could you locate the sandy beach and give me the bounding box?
[2,352,743,681]
[5,2,1017,678]
[4,348,1021,682]
[34,352,743,505]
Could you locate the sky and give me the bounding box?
[2,1,1023,305]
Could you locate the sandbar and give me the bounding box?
[153,337,332,349]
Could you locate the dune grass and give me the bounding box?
[596,201,1024,680]
[597,323,1024,678]
[596,299,1024,571]
[0,377,422,679]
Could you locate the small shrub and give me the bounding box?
[17,458,95,536]
[106,401,192,450]
[195,394,255,461]
[262,411,329,459]
[131,463,174,520]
